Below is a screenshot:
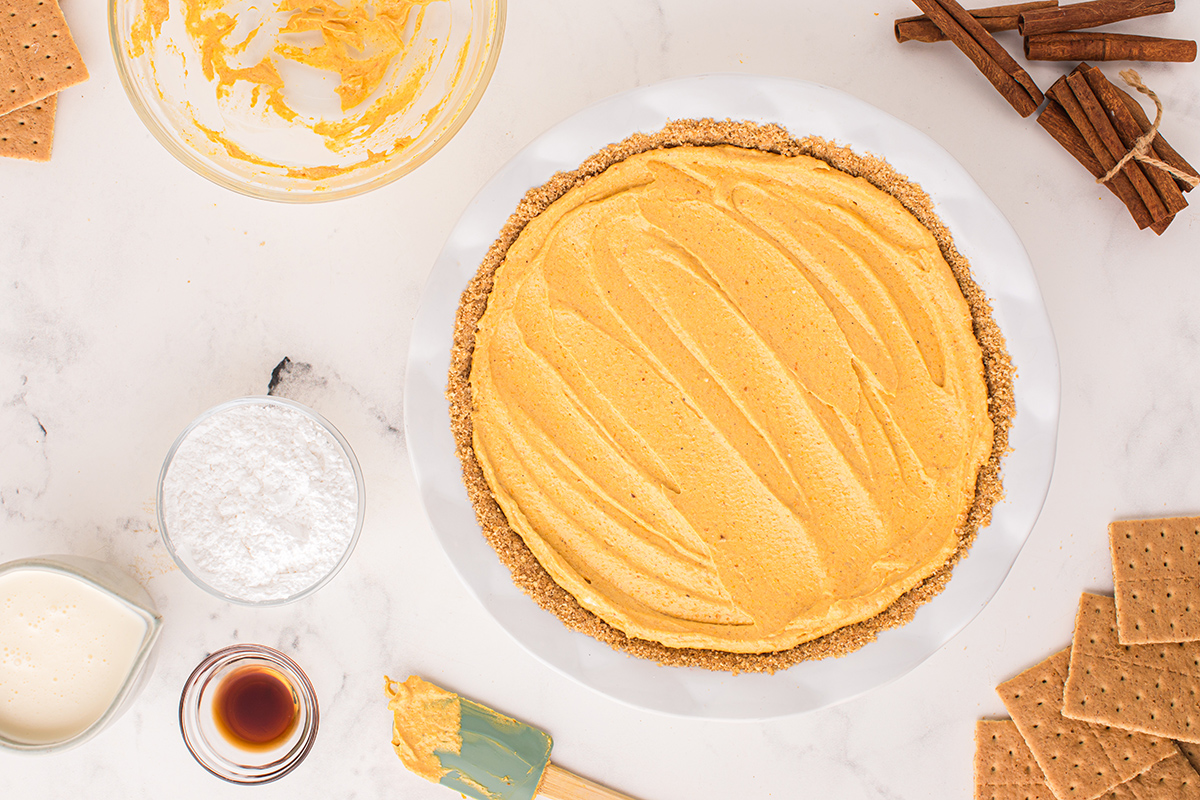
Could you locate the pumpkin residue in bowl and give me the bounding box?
[127,0,474,179]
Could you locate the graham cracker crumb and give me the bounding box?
[447,118,1015,673]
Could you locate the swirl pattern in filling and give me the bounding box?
[468,145,992,653]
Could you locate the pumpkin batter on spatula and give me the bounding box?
[384,675,640,800]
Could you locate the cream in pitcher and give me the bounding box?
[0,567,150,745]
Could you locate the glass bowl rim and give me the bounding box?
[156,395,366,606]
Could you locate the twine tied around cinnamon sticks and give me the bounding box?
[1098,70,1200,189]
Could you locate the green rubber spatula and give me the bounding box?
[385,675,642,800]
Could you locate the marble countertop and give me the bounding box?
[5,1,1200,797]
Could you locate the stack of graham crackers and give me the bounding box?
[977,515,1200,800]
[0,0,87,162]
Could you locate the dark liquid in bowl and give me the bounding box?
[212,665,299,750]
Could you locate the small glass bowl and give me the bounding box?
[0,556,164,754]
[157,396,366,606]
[180,644,319,784]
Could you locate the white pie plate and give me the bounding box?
[404,73,1060,719]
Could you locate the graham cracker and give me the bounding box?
[0,89,52,160]
[1103,751,1200,800]
[1180,741,1200,774]
[975,719,1200,800]
[997,648,1176,800]
[1063,593,1200,744]
[976,719,1057,800]
[1109,516,1200,644]
[0,0,87,116]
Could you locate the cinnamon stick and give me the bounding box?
[1045,75,1154,229]
[1066,69,1171,222]
[1113,83,1199,191]
[910,0,1044,117]
[1038,98,1173,233]
[896,1,1057,43]
[1038,99,1104,175]
[1018,0,1174,37]
[1081,64,1187,217]
[1152,211,1174,235]
[1025,32,1196,62]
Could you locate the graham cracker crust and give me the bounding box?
[446,118,1015,673]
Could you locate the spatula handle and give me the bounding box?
[537,762,642,800]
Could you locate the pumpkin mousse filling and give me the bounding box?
[452,120,1011,666]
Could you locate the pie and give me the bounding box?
[448,119,1013,672]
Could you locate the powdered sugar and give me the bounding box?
[160,400,360,603]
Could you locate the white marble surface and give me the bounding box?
[3,1,1200,797]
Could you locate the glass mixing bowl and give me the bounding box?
[108,0,504,201]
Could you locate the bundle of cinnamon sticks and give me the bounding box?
[1038,63,1197,232]
[898,0,1198,233]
